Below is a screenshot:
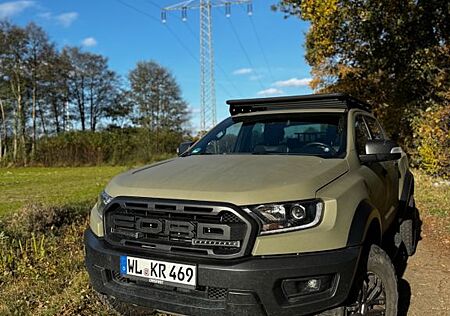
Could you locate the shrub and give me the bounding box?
[0,203,114,315]
[1,203,90,239]
[32,128,181,166]
[413,104,450,178]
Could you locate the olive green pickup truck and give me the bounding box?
[85,93,419,316]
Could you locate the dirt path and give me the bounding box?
[400,233,450,315]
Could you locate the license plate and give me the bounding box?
[120,256,197,288]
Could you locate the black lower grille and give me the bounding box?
[207,287,228,300]
[111,270,228,300]
[104,198,254,259]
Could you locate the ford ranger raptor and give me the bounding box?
[85,93,419,316]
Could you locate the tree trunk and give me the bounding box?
[80,77,86,131]
[38,102,47,136]
[31,84,37,158]
[52,98,60,134]
[13,106,17,162]
[90,84,94,131]
[0,100,5,160]
[18,91,26,164]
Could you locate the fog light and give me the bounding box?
[306,278,321,291]
[282,275,334,300]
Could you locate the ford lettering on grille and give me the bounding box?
[104,199,254,259]
[114,216,232,240]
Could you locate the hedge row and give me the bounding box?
[6,128,183,166]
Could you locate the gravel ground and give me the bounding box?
[399,229,450,315]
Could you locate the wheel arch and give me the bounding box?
[346,200,382,247]
[398,170,415,220]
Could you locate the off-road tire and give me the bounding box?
[319,245,398,316]
[96,292,155,316]
[400,204,420,256]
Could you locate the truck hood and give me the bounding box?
[106,155,348,206]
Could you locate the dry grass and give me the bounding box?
[0,167,448,315]
[413,169,450,247]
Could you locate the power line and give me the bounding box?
[181,19,243,97]
[115,0,160,23]
[115,0,234,106]
[116,0,199,63]
[163,0,252,130]
[247,13,275,82]
[224,14,267,90]
[145,0,162,10]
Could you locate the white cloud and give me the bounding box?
[233,68,253,75]
[55,12,78,27]
[273,77,312,88]
[81,37,97,47]
[0,1,34,19]
[257,88,284,97]
[37,11,51,19]
[249,74,264,81]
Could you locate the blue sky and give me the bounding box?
[0,0,312,130]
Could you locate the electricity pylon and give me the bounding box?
[162,0,253,131]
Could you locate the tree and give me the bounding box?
[0,22,30,162]
[26,23,53,155]
[276,0,450,144]
[64,47,118,132]
[105,88,135,128]
[129,61,189,132]
[84,54,118,131]
[0,21,190,165]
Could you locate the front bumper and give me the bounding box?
[85,229,361,316]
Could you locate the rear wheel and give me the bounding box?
[400,198,420,256]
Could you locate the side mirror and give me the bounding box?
[177,141,194,156]
[359,140,402,163]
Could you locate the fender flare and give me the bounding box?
[346,200,382,247]
[398,170,415,220]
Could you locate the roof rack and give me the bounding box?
[226,93,372,116]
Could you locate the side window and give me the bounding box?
[205,122,242,154]
[355,115,370,154]
[365,116,385,140]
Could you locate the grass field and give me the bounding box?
[0,166,127,216]
[0,166,449,315]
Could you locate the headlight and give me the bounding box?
[249,199,323,235]
[97,190,113,219]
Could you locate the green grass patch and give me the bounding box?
[0,167,449,315]
[0,166,127,216]
[413,170,450,218]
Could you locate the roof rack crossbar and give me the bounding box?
[226,93,371,115]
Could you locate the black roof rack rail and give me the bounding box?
[226,93,372,116]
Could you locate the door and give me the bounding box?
[363,115,399,225]
[355,115,387,217]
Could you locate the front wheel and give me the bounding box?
[346,245,398,316]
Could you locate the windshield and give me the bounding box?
[187,112,347,158]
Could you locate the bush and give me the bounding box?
[1,203,89,239]
[413,104,450,178]
[0,203,115,315]
[32,128,181,166]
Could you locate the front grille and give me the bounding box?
[207,287,228,300]
[104,198,254,259]
[111,270,228,300]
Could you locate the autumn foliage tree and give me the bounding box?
[276,0,449,143]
